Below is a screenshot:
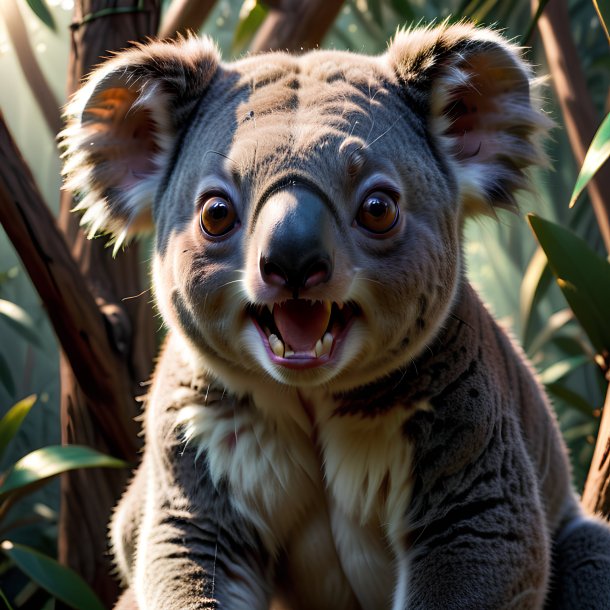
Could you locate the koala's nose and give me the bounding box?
[257,186,334,295]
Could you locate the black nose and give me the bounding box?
[260,252,332,291]
[257,185,334,297]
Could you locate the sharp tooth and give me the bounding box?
[285,349,295,357]
[322,332,333,355]
[314,338,324,358]
[269,334,285,357]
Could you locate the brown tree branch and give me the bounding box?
[0,113,138,461]
[158,0,215,39]
[0,0,62,136]
[535,0,610,253]
[583,384,610,515]
[250,0,345,53]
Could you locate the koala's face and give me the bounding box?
[62,26,548,392]
[152,53,459,390]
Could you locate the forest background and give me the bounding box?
[0,0,608,607]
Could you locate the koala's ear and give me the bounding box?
[387,23,552,216]
[61,36,220,249]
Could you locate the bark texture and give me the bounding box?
[0,113,138,460]
[57,1,160,605]
[158,0,215,39]
[535,0,610,251]
[251,0,345,53]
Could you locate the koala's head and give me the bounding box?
[61,24,549,392]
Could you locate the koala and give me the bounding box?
[61,23,610,610]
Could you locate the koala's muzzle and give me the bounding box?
[258,185,334,298]
[249,185,357,368]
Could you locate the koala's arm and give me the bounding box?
[122,343,273,610]
[135,449,271,609]
[406,441,548,610]
[403,302,551,610]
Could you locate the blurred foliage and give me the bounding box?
[0,2,608,605]
[0,396,126,608]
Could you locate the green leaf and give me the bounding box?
[528,214,610,356]
[570,112,610,207]
[232,0,268,55]
[1,541,104,610]
[538,354,590,385]
[520,246,554,349]
[0,354,15,397]
[0,445,127,500]
[471,0,500,22]
[0,299,44,349]
[593,0,610,41]
[23,0,56,32]
[526,308,574,358]
[0,589,14,610]
[545,382,596,418]
[0,395,36,462]
[521,0,552,46]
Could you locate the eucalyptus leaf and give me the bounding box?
[545,382,596,418]
[0,589,13,610]
[0,445,127,500]
[0,395,36,462]
[471,0,500,23]
[24,0,56,32]
[569,112,610,207]
[0,299,44,349]
[520,246,554,349]
[0,354,15,397]
[233,1,268,55]
[538,355,590,385]
[526,308,573,358]
[528,214,610,356]
[521,0,552,46]
[0,541,105,610]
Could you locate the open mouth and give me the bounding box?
[249,299,358,369]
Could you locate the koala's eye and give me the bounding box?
[199,194,238,237]
[356,191,399,234]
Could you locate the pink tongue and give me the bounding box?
[273,300,331,352]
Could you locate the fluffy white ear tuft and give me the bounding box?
[388,22,553,216]
[60,36,220,251]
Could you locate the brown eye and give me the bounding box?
[199,195,237,237]
[356,191,399,234]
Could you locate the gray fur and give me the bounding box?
[61,23,610,610]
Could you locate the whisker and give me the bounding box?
[362,118,401,151]
[122,288,152,301]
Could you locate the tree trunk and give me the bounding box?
[158,0,216,39]
[0,114,141,461]
[251,0,345,53]
[57,1,160,606]
[535,0,610,252]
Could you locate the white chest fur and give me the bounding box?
[177,383,417,609]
